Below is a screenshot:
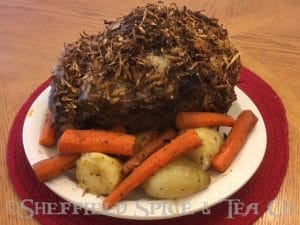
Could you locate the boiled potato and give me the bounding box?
[143,157,210,199]
[76,153,123,195]
[187,128,223,170]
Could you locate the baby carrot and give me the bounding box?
[39,112,57,147]
[133,130,160,153]
[58,129,136,156]
[211,110,258,172]
[33,153,81,182]
[176,112,235,129]
[122,128,177,174]
[103,129,201,209]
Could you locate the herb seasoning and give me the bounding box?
[49,3,241,133]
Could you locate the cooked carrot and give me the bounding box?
[58,129,136,156]
[134,130,160,153]
[33,153,80,182]
[176,112,235,129]
[103,129,201,209]
[122,128,177,174]
[111,124,127,133]
[39,112,57,147]
[211,110,258,173]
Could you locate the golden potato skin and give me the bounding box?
[76,153,123,195]
[187,128,223,170]
[143,157,210,199]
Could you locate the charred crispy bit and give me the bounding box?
[49,3,241,134]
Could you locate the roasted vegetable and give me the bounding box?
[76,153,123,195]
[58,129,136,156]
[212,110,258,172]
[134,130,159,152]
[187,127,223,170]
[143,157,210,199]
[122,128,177,174]
[103,129,201,208]
[33,153,80,182]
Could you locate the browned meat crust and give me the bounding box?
[49,3,241,133]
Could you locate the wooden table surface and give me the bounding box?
[1,0,299,224]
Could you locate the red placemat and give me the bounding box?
[7,67,289,225]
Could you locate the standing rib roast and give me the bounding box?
[49,3,241,133]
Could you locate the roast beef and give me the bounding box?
[49,3,241,133]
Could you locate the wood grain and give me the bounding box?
[1,0,299,224]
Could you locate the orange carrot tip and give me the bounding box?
[33,153,81,182]
[176,112,235,129]
[211,110,258,173]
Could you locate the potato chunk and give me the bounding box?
[144,157,210,199]
[187,128,223,170]
[76,153,123,195]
